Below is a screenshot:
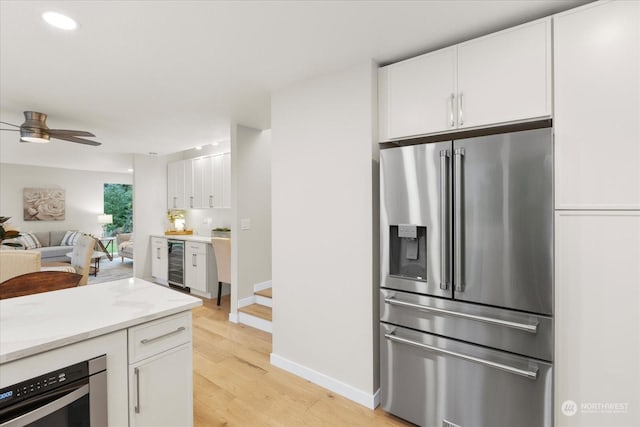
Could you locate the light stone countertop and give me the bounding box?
[0,278,202,364]
[151,234,230,244]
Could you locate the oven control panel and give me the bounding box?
[0,359,88,409]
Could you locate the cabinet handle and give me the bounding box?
[449,93,455,127]
[134,367,141,413]
[173,196,177,209]
[190,196,194,208]
[458,92,464,126]
[192,253,197,267]
[209,195,213,208]
[140,326,187,345]
[156,247,160,260]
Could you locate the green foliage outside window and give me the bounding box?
[104,184,133,236]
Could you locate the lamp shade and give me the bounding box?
[97,214,113,225]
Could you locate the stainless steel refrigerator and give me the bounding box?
[379,127,554,427]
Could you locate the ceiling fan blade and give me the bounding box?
[0,121,20,128]
[49,129,96,137]
[52,135,102,146]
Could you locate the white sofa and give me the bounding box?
[14,231,81,263]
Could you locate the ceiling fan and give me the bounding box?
[0,111,101,146]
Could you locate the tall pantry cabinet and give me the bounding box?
[553,1,640,426]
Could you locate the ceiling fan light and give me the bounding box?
[21,136,50,143]
[20,127,50,143]
[42,12,77,31]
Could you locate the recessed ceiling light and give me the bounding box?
[212,142,219,146]
[127,168,134,173]
[195,146,202,150]
[42,12,77,30]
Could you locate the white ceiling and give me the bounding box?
[0,0,588,170]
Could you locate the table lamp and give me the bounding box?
[97,214,113,237]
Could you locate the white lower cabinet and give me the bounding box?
[128,312,193,427]
[150,237,168,282]
[129,344,193,427]
[185,241,212,295]
[555,211,640,427]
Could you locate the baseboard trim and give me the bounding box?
[238,295,255,308]
[253,280,272,292]
[238,312,272,333]
[269,353,377,409]
[228,312,238,323]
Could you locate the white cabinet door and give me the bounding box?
[184,159,195,209]
[212,154,223,208]
[222,152,231,208]
[457,18,551,129]
[129,344,193,427]
[201,156,214,208]
[379,47,456,140]
[167,161,185,210]
[150,237,168,281]
[554,0,640,209]
[185,242,207,292]
[555,211,640,427]
[210,153,231,208]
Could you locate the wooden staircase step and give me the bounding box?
[239,303,272,321]
[255,288,272,299]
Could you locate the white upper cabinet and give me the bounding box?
[554,0,640,209]
[167,160,185,210]
[379,47,457,140]
[457,18,551,129]
[379,18,551,141]
[167,153,231,210]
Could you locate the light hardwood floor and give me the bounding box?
[192,297,413,426]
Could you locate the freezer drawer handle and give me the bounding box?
[384,332,538,380]
[384,296,538,333]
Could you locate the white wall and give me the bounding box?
[231,126,272,315]
[270,61,378,407]
[132,154,169,280]
[0,163,132,235]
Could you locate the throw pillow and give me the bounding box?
[16,232,42,249]
[61,230,82,246]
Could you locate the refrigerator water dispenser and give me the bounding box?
[389,225,427,281]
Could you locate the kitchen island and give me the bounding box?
[0,278,202,426]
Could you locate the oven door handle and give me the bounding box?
[0,384,89,427]
[384,296,538,333]
[384,332,538,380]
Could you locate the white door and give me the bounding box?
[554,0,640,209]
[167,161,185,210]
[185,242,207,292]
[555,211,640,427]
[457,18,551,129]
[379,46,456,140]
[129,344,193,427]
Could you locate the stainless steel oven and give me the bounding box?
[0,355,107,427]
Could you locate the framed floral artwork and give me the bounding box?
[23,188,66,221]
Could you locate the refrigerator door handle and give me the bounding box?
[453,147,464,292]
[384,332,538,380]
[384,296,538,333]
[439,149,450,290]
